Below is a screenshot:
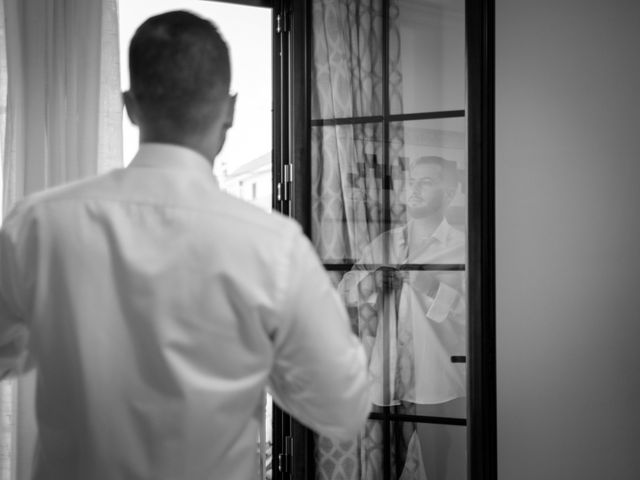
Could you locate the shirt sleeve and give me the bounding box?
[268,231,370,442]
[0,218,31,379]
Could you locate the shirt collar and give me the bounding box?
[431,218,453,245]
[128,143,218,185]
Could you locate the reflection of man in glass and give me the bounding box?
[339,156,466,478]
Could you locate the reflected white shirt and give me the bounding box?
[339,219,466,405]
[0,144,369,480]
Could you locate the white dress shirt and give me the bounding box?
[339,219,466,405]
[0,144,369,480]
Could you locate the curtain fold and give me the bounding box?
[2,0,122,214]
[0,1,122,478]
[310,0,385,264]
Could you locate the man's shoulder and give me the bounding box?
[23,169,121,202]
[3,170,122,226]
[368,225,405,247]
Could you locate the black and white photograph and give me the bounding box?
[0,1,638,479]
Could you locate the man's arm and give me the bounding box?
[406,270,465,324]
[268,233,370,442]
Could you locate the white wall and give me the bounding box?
[496,1,640,478]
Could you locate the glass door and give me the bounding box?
[278,0,496,478]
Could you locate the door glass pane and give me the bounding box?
[391,117,467,245]
[310,0,383,120]
[310,0,467,478]
[315,420,466,480]
[414,422,467,480]
[315,419,386,480]
[311,123,385,264]
[391,0,466,114]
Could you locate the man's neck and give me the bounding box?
[408,214,444,245]
[139,126,217,167]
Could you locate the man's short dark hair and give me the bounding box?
[410,156,459,190]
[129,10,230,134]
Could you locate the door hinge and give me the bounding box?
[277,163,293,202]
[276,11,289,34]
[278,435,293,474]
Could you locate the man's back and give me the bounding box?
[0,144,369,480]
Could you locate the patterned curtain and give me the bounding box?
[0,1,122,478]
[310,1,417,479]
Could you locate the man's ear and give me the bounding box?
[223,93,237,129]
[122,91,140,126]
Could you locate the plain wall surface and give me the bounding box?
[495,0,640,478]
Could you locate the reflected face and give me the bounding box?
[406,163,447,219]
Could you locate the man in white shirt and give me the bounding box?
[325,156,465,479]
[0,11,369,480]
[341,156,466,407]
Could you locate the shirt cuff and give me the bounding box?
[426,282,459,323]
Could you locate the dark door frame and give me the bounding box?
[465,1,497,478]
[205,0,273,7]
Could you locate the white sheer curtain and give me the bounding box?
[2,0,122,211]
[0,0,122,478]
